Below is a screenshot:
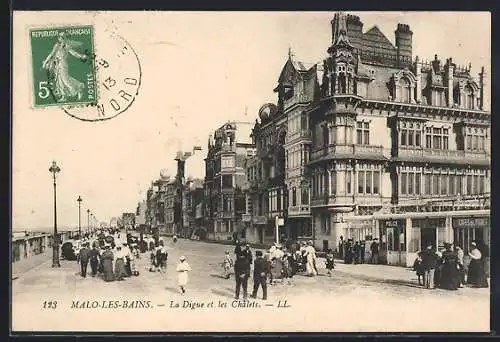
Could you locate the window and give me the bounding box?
[330,171,336,195]
[373,171,380,194]
[479,176,485,194]
[222,175,233,188]
[401,170,421,196]
[292,187,297,206]
[426,126,449,150]
[356,122,370,145]
[401,173,407,195]
[441,175,447,195]
[358,172,364,194]
[357,168,380,195]
[433,174,439,195]
[465,127,486,152]
[424,174,431,195]
[346,171,352,194]
[398,78,411,103]
[221,156,235,169]
[466,175,472,195]
[301,188,309,205]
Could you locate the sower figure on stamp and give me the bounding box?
[79,242,90,278]
[234,253,250,300]
[42,32,87,102]
[251,250,270,300]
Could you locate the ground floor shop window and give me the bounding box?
[453,227,485,254]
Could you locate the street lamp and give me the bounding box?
[87,209,90,235]
[77,196,82,238]
[49,160,61,268]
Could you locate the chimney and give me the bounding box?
[446,58,454,107]
[395,23,413,66]
[431,54,441,74]
[479,66,486,111]
[345,14,363,46]
[415,56,421,103]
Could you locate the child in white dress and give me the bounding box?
[176,256,191,294]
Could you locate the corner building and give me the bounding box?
[274,12,490,266]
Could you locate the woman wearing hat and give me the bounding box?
[101,243,115,282]
[176,256,191,294]
[438,243,460,290]
[114,244,127,281]
[467,242,488,288]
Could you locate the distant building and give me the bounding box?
[182,178,205,238]
[204,121,255,241]
[135,200,147,226]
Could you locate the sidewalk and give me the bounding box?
[12,249,53,279]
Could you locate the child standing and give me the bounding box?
[222,251,233,279]
[325,248,335,276]
[176,256,191,294]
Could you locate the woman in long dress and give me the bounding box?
[176,256,191,294]
[438,243,460,290]
[114,245,127,281]
[101,244,115,282]
[42,32,88,102]
[467,242,488,288]
[305,241,318,277]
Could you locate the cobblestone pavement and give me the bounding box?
[12,239,490,332]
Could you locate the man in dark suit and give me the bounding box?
[89,243,100,277]
[234,253,250,300]
[250,250,270,300]
[242,244,253,271]
[79,242,90,278]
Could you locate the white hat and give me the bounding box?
[179,256,186,261]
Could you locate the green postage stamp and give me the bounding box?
[30,25,97,107]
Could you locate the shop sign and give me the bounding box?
[453,217,489,229]
[381,219,406,229]
[253,216,267,225]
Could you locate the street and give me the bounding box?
[12,239,490,332]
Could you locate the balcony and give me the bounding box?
[286,129,312,144]
[284,93,312,111]
[310,144,386,163]
[397,147,490,166]
[220,144,236,153]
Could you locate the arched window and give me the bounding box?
[398,77,411,103]
[464,86,474,109]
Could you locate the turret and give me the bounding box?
[479,66,486,110]
[445,57,455,107]
[414,56,422,103]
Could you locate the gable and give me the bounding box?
[363,26,396,52]
[277,59,303,85]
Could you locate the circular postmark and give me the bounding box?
[61,30,142,122]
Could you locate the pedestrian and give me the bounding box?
[412,252,424,285]
[282,251,294,285]
[172,234,178,244]
[242,243,253,269]
[370,238,379,264]
[89,243,100,277]
[338,236,344,260]
[250,250,269,300]
[157,240,168,274]
[325,248,335,276]
[123,242,132,277]
[360,240,366,263]
[222,251,233,279]
[234,240,242,256]
[305,241,317,276]
[420,245,438,289]
[467,242,488,288]
[234,253,250,300]
[114,244,127,281]
[79,242,90,278]
[101,243,115,282]
[455,245,465,287]
[176,256,191,294]
[438,243,460,290]
[353,241,360,265]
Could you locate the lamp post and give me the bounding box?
[77,196,82,238]
[87,209,90,235]
[49,160,61,268]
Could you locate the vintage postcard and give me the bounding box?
[11,11,491,333]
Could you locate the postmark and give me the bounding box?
[30,25,97,107]
[61,30,142,122]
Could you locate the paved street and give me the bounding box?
[12,239,489,332]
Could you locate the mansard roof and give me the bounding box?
[363,26,396,52]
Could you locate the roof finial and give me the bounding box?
[288,46,294,61]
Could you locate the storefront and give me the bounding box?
[452,217,490,254]
[379,219,406,266]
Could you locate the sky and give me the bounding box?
[12,11,490,231]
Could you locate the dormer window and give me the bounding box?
[464,85,474,109]
[398,77,411,103]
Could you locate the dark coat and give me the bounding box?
[420,249,438,270]
[79,247,90,262]
[234,258,250,278]
[242,249,253,264]
[253,257,270,279]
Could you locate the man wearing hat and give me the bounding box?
[89,242,100,277]
[241,244,253,272]
[234,253,250,300]
[420,244,438,289]
[250,250,270,300]
[79,242,90,278]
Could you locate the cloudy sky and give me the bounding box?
[12,11,490,231]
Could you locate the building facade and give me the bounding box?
[145,172,177,236]
[255,12,490,266]
[244,104,288,245]
[181,178,204,238]
[204,121,255,241]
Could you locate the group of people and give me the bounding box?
[230,244,271,300]
[413,241,489,290]
[76,231,141,282]
[339,236,380,265]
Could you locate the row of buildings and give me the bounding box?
[137,12,490,267]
